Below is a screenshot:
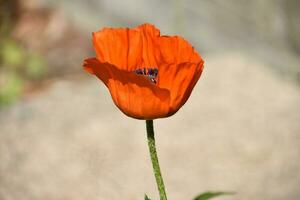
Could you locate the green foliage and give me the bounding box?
[144,194,151,200]
[0,37,47,107]
[0,72,23,107]
[193,191,235,200]
[1,39,25,68]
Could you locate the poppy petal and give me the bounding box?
[156,35,204,116]
[158,61,204,116]
[158,35,202,64]
[83,57,110,86]
[93,23,161,71]
[83,58,171,119]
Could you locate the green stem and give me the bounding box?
[146,120,167,200]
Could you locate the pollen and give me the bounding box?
[134,68,158,84]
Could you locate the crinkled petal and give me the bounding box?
[158,35,201,64]
[83,58,171,119]
[157,61,204,116]
[156,35,204,116]
[93,23,161,71]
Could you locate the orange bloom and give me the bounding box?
[83,23,204,119]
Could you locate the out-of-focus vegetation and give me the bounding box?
[0,0,46,107]
[1,0,90,107]
[0,39,46,106]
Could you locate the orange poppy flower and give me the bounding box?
[83,23,204,119]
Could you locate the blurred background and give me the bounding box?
[0,0,300,199]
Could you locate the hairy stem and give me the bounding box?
[146,120,167,200]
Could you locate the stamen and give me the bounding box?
[134,67,158,84]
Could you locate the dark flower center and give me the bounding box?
[134,68,158,84]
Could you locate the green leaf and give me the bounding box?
[144,194,151,200]
[193,191,235,200]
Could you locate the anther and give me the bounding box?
[134,67,158,84]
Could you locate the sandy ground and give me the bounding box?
[1,51,300,200]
